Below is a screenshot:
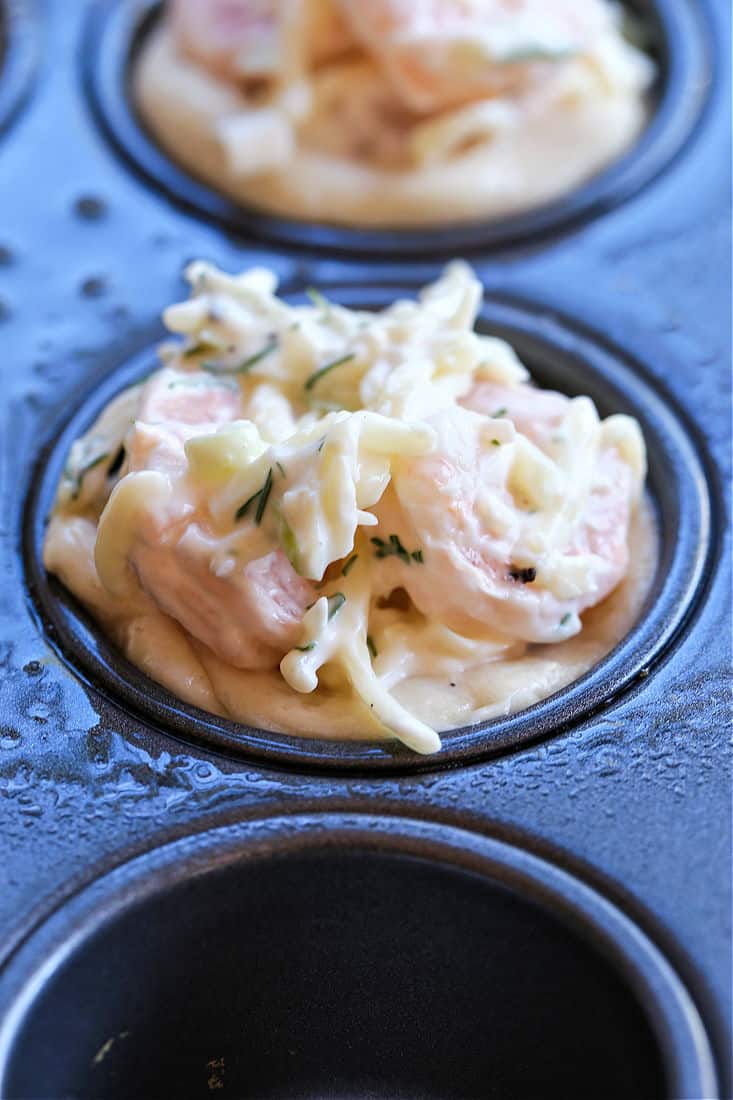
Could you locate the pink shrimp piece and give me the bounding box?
[132,527,314,670]
[127,368,244,475]
[113,367,314,669]
[171,0,351,84]
[171,0,280,84]
[338,0,608,112]
[461,381,569,454]
[373,406,637,643]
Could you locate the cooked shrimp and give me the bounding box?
[171,0,281,84]
[373,404,638,643]
[461,380,569,454]
[132,529,314,669]
[97,364,314,669]
[338,0,611,112]
[171,0,351,85]
[127,367,244,475]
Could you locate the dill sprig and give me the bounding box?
[304,353,355,392]
[234,467,274,525]
[371,535,424,565]
[341,554,358,577]
[202,336,278,376]
[327,593,346,620]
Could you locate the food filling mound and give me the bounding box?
[133,0,655,227]
[44,264,656,753]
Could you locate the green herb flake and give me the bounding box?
[491,438,501,447]
[68,452,109,500]
[492,406,508,418]
[371,534,424,564]
[294,641,316,653]
[341,554,359,577]
[304,353,355,392]
[327,592,346,620]
[254,467,274,525]
[202,335,278,376]
[366,635,378,659]
[276,461,287,478]
[559,612,572,627]
[306,287,329,309]
[183,339,227,359]
[280,517,299,571]
[234,467,274,525]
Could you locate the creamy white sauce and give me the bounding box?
[132,9,653,229]
[43,499,656,739]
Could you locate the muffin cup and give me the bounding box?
[24,286,714,771]
[82,0,711,256]
[0,814,719,1099]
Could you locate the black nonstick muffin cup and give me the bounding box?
[82,0,712,256]
[23,285,714,772]
[0,814,719,1099]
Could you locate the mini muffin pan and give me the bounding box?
[0,1,729,1097]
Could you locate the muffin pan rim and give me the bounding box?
[81,0,713,257]
[21,286,716,774]
[0,0,41,136]
[0,811,719,1100]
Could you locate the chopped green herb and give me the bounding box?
[304,353,355,392]
[183,339,227,359]
[306,287,328,309]
[276,461,287,478]
[254,467,273,525]
[366,635,378,659]
[68,452,109,500]
[327,592,346,620]
[342,554,359,577]
[234,467,273,524]
[492,406,508,418]
[371,534,424,564]
[316,436,326,453]
[202,335,278,375]
[559,612,572,627]
[235,489,262,522]
[280,517,299,571]
[294,641,316,653]
[491,438,501,447]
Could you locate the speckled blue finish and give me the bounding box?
[0,0,729,1095]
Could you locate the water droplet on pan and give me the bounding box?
[80,276,108,299]
[73,196,107,221]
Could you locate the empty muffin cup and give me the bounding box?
[0,814,718,1099]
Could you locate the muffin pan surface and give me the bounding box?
[0,1,729,1097]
